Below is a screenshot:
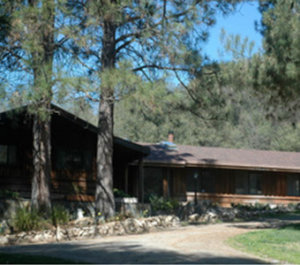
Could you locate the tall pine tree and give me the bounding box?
[68,0,239,218]
[0,0,69,213]
[254,0,300,121]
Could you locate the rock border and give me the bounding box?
[0,215,179,246]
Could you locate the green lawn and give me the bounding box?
[228,223,300,264]
[0,252,81,264]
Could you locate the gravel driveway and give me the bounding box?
[1,221,280,264]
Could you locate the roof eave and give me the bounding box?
[142,160,300,173]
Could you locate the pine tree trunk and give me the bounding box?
[31,113,51,214]
[95,99,115,218]
[95,19,116,218]
[30,0,54,214]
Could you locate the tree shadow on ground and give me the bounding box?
[229,218,300,230]
[0,239,265,264]
[278,223,300,230]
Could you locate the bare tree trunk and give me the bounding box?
[95,19,116,218]
[31,112,51,214]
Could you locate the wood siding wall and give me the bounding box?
[0,113,32,197]
[0,112,98,201]
[172,168,186,200]
[1,111,145,202]
[143,166,300,205]
[50,113,97,201]
[186,192,300,207]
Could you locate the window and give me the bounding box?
[0,145,17,165]
[287,175,300,196]
[186,169,215,193]
[144,167,164,198]
[0,145,7,164]
[249,174,262,195]
[200,170,215,193]
[235,174,248,194]
[186,169,198,192]
[55,147,92,170]
[235,173,262,195]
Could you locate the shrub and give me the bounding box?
[149,194,179,214]
[51,205,70,227]
[113,188,131,198]
[0,189,19,199]
[231,202,274,212]
[107,212,134,223]
[13,206,44,232]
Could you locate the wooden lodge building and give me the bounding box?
[0,104,149,203]
[0,105,299,207]
[139,140,300,206]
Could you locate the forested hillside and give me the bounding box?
[114,61,300,152]
[114,0,300,152]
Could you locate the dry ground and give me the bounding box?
[1,220,289,264]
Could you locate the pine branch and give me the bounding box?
[174,70,202,106]
[133,64,190,72]
[115,39,134,55]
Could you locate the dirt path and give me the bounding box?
[0,221,284,264]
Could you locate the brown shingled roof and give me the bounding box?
[140,143,300,173]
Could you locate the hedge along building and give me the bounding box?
[138,136,300,207]
[0,104,149,206]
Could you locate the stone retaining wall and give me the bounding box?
[183,201,300,224]
[0,215,179,246]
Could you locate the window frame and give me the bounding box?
[287,174,300,196]
[248,173,262,195]
[235,172,262,195]
[0,144,17,166]
[54,146,93,171]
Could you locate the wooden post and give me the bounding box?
[163,168,170,198]
[125,165,128,194]
[138,159,144,203]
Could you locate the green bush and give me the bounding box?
[149,194,179,214]
[0,189,19,199]
[51,205,70,227]
[231,202,270,211]
[13,206,44,232]
[113,188,131,198]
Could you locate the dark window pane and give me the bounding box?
[186,169,198,192]
[287,175,300,196]
[200,170,215,193]
[8,146,17,165]
[0,145,8,164]
[249,174,262,195]
[0,145,17,165]
[144,167,163,198]
[235,174,248,194]
[55,147,92,170]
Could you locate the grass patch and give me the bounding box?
[0,252,82,264]
[228,223,300,264]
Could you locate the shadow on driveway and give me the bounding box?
[0,240,264,264]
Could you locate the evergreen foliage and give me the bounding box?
[114,61,300,151]
[253,0,300,121]
[0,0,74,213]
[66,0,239,218]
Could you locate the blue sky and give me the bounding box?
[203,1,263,61]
